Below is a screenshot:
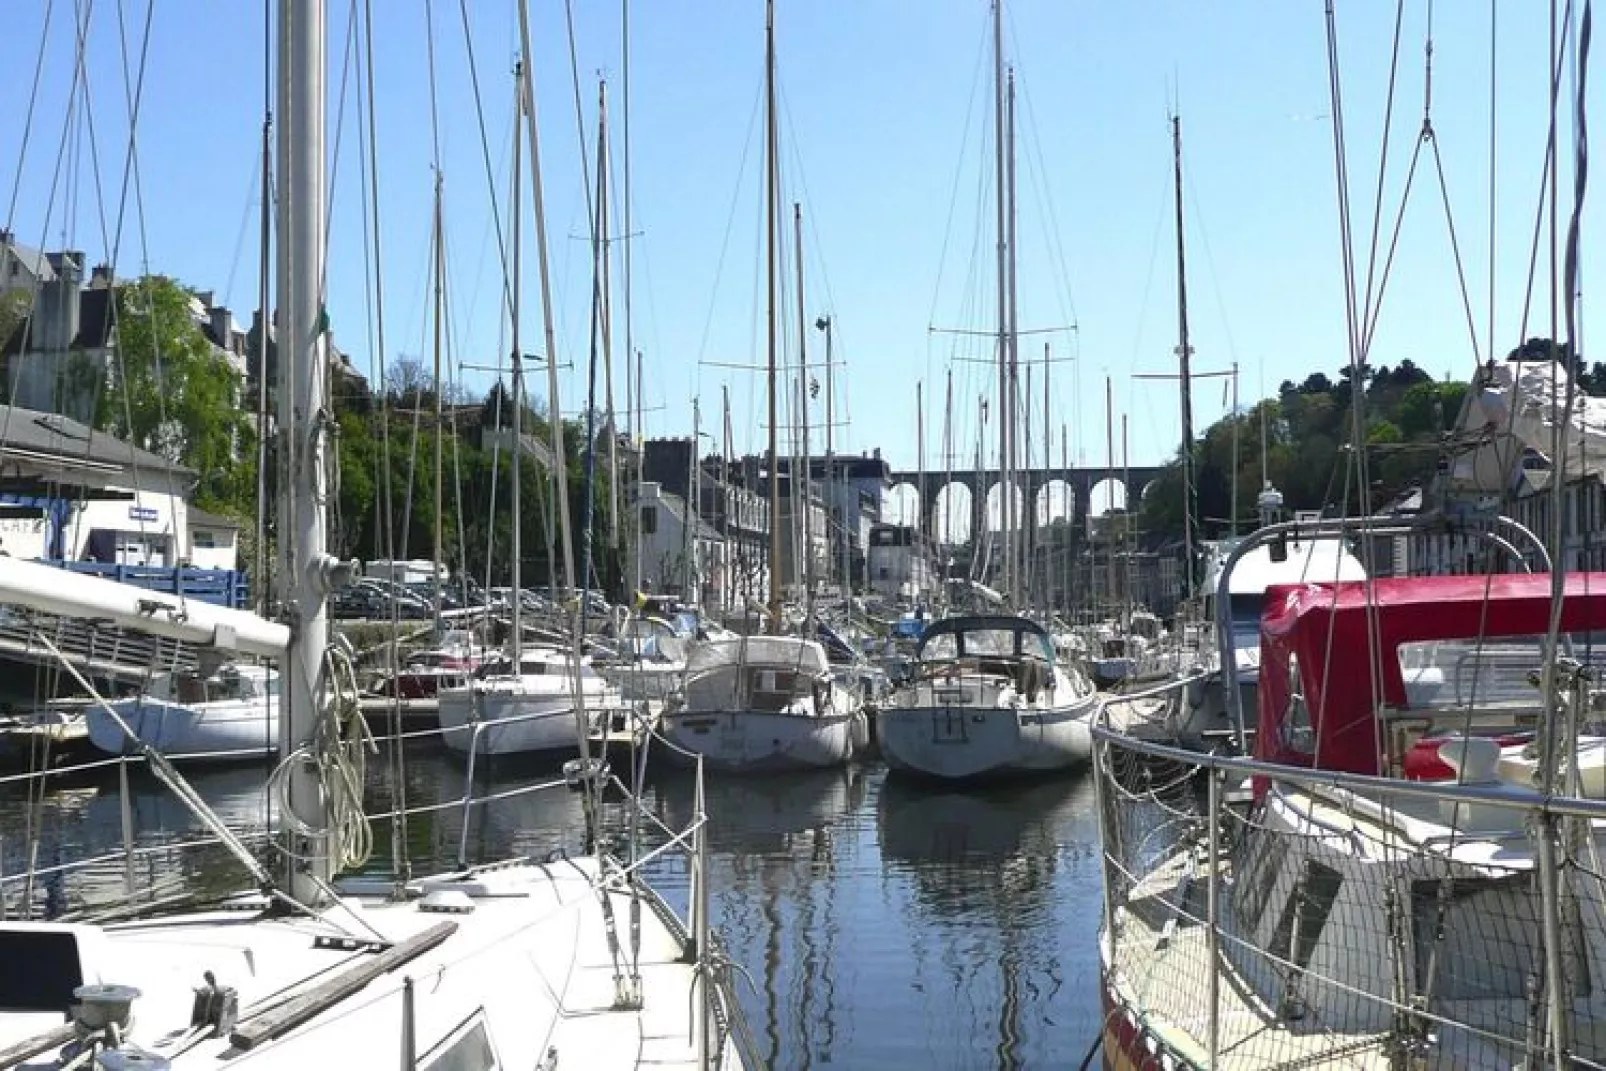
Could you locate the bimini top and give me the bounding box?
[684,636,830,678]
[1257,572,1606,775]
[917,615,1053,661]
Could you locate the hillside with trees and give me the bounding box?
[1137,358,1467,546]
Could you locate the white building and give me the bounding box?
[632,481,755,613]
[0,403,207,567]
[867,523,936,601]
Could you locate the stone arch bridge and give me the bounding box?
[887,464,1167,545]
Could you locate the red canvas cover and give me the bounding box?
[1256,572,1606,775]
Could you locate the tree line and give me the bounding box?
[34,274,624,593]
[1136,340,1598,548]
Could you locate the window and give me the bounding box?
[419,1009,499,1071]
[192,530,217,549]
[1267,860,1343,971]
[640,505,657,534]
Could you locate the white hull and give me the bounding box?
[661,707,867,771]
[438,682,620,756]
[878,690,1094,780]
[0,858,746,1069]
[86,697,278,762]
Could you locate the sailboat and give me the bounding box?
[876,0,1098,781]
[658,0,867,773]
[0,4,749,1067]
[435,62,630,760]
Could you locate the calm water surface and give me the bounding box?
[2,747,1105,1069]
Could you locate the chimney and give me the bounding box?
[89,263,113,288]
[36,251,83,351]
[209,305,233,348]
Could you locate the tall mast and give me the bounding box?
[764,0,782,633]
[944,367,954,587]
[916,379,925,600]
[722,385,732,610]
[431,172,445,639]
[253,57,273,615]
[1122,413,1130,623]
[991,0,1009,605]
[1005,65,1020,607]
[1042,342,1051,608]
[278,0,332,901]
[601,97,620,563]
[1105,376,1115,616]
[686,398,700,599]
[1060,423,1069,616]
[509,62,524,662]
[1229,360,1239,537]
[510,2,573,611]
[794,203,815,619]
[1172,115,1197,600]
[579,79,610,624]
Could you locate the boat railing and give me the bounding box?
[1093,721,1606,1068]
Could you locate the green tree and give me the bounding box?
[103,276,253,508]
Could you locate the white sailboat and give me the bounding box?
[437,644,627,756]
[0,5,749,1068]
[878,614,1096,779]
[85,664,279,763]
[661,635,866,771]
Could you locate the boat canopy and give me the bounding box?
[685,636,830,677]
[916,615,1054,662]
[1257,572,1606,775]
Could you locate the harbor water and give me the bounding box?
[1,747,1105,1069]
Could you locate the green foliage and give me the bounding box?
[0,290,31,366]
[104,276,252,506]
[1140,361,1471,546]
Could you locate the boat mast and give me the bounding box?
[991,0,1010,606]
[579,79,609,627]
[794,203,815,621]
[254,45,273,615]
[1005,65,1021,607]
[510,62,525,663]
[1171,115,1197,601]
[1104,376,1114,617]
[278,0,333,902]
[1060,423,1069,616]
[685,397,699,598]
[1042,341,1050,609]
[943,368,954,595]
[431,172,445,639]
[916,379,924,602]
[764,0,782,634]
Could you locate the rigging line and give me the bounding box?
[1426,135,1486,365]
[423,0,444,170]
[1355,0,1408,351]
[924,12,994,341]
[1356,132,1427,362]
[220,144,263,309]
[319,0,363,300]
[104,0,194,569]
[693,84,765,370]
[1182,170,1243,374]
[1488,0,1498,364]
[4,0,55,230]
[456,0,515,325]
[1543,0,1592,764]
[563,0,596,233]
[1012,67,1082,337]
[1518,0,1576,343]
[1126,173,1171,368]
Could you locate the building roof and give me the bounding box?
[0,287,115,356]
[0,234,56,284]
[0,404,195,481]
[649,488,722,542]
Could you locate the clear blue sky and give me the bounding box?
[0,2,1583,496]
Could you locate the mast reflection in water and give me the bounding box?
[2,747,1103,1068]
